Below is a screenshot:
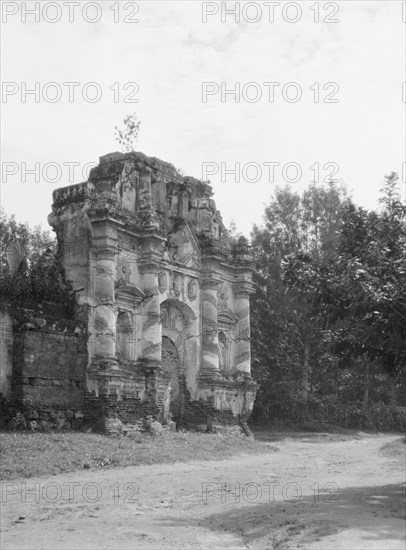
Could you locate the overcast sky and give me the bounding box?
[1,0,405,236]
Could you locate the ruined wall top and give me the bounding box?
[50,151,228,243]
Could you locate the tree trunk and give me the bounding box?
[363,361,370,410]
[302,341,311,398]
[388,376,397,405]
[302,340,311,420]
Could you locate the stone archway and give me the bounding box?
[160,298,198,425]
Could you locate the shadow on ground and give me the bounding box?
[158,483,405,549]
[249,424,400,444]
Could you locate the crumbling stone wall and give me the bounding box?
[0,300,87,430]
[0,303,13,400]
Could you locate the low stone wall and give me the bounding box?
[0,300,87,430]
[0,304,13,399]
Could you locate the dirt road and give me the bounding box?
[1,432,405,549]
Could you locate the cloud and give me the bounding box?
[1,1,404,235]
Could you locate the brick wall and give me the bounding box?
[0,305,13,399]
[0,300,87,429]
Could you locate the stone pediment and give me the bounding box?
[115,284,146,307]
[167,223,201,269]
[218,309,238,324]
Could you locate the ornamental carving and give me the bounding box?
[116,257,131,285]
[119,160,138,213]
[138,167,152,210]
[161,302,185,332]
[218,330,229,371]
[217,284,229,310]
[187,279,197,301]
[158,271,167,293]
[172,274,181,297]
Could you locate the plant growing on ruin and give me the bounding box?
[114,113,141,153]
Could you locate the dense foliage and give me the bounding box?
[0,209,73,308]
[250,175,406,428]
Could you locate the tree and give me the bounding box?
[0,209,55,271]
[318,174,406,376]
[114,113,141,153]
[279,173,406,423]
[250,182,350,420]
[0,209,72,307]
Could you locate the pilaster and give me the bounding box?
[201,277,221,373]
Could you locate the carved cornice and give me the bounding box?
[201,276,222,290]
[217,309,238,324]
[92,245,117,261]
[115,284,146,305]
[233,280,255,297]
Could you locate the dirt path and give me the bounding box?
[1,433,405,549]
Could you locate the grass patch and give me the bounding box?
[0,430,273,481]
[379,436,406,458]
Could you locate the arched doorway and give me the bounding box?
[160,298,198,425]
[161,335,182,422]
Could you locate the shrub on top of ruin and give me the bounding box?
[114,113,141,153]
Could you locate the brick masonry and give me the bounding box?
[0,299,87,430]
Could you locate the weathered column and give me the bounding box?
[201,278,220,372]
[140,270,162,366]
[92,244,117,363]
[234,286,251,374]
[137,165,160,231]
[138,166,153,211]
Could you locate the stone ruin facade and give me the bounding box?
[1,151,258,433]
